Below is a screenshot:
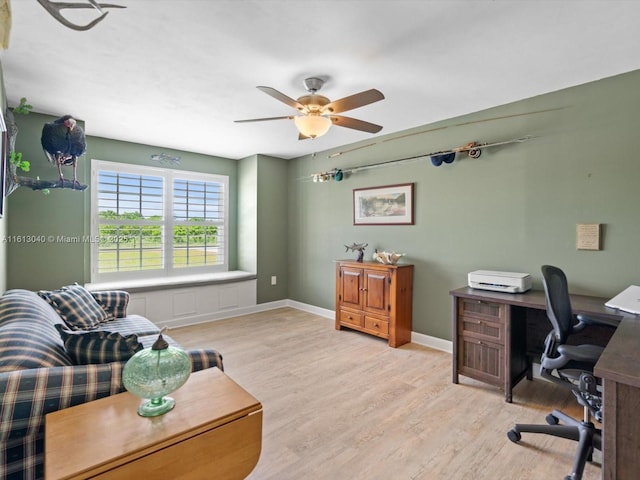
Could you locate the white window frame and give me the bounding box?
[90,159,229,283]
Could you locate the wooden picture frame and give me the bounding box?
[353,183,414,225]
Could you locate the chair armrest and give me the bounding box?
[573,313,620,332]
[557,343,604,364]
[90,290,130,318]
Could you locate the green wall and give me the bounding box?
[6,118,240,290]
[237,153,289,303]
[287,70,640,341]
[255,154,288,303]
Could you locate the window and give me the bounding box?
[91,160,228,283]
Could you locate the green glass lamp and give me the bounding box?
[122,331,192,417]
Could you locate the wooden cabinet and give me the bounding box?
[45,368,262,480]
[335,260,413,347]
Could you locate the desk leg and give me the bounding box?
[452,295,459,385]
[505,306,513,403]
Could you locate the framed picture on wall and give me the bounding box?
[353,183,414,225]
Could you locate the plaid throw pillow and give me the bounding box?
[39,284,113,330]
[55,324,144,364]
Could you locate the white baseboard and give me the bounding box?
[411,331,453,353]
[284,300,335,319]
[172,299,452,354]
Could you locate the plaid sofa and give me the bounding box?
[0,288,223,480]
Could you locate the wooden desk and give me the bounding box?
[450,287,623,402]
[594,317,640,480]
[451,286,640,479]
[45,368,262,480]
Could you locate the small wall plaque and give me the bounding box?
[576,223,601,250]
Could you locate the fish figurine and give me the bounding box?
[345,242,368,262]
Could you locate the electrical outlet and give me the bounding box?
[271,276,277,286]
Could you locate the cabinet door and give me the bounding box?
[340,267,363,309]
[363,269,390,316]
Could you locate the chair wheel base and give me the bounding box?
[507,429,521,443]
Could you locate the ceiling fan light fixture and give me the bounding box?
[294,115,332,139]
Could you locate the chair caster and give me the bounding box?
[507,429,521,442]
[546,413,559,425]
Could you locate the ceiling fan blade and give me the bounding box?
[323,89,384,114]
[234,115,294,123]
[329,115,383,133]
[257,86,304,110]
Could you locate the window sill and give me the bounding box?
[85,271,257,293]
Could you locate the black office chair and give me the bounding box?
[507,265,618,480]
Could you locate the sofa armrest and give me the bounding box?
[90,290,130,318]
[0,349,222,443]
[0,349,221,479]
[0,363,126,444]
[0,350,222,443]
[188,348,224,372]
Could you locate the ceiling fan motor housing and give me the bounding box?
[303,77,325,93]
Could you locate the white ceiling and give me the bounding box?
[2,1,639,160]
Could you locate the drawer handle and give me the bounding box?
[373,322,378,327]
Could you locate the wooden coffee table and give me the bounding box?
[45,368,262,479]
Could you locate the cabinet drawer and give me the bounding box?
[458,336,504,387]
[364,316,389,337]
[339,309,363,328]
[458,298,504,323]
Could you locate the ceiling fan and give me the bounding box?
[234,77,384,140]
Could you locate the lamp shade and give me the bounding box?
[122,333,192,417]
[294,114,332,138]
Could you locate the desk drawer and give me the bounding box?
[339,309,363,328]
[459,315,505,344]
[458,298,505,323]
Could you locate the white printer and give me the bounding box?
[468,270,532,293]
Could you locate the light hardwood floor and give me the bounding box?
[170,308,601,480]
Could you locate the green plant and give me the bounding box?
[14,97,32,115]
[9,151,30,172]
[9,97,32,173]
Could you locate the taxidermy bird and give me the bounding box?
[41,115,86,187]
